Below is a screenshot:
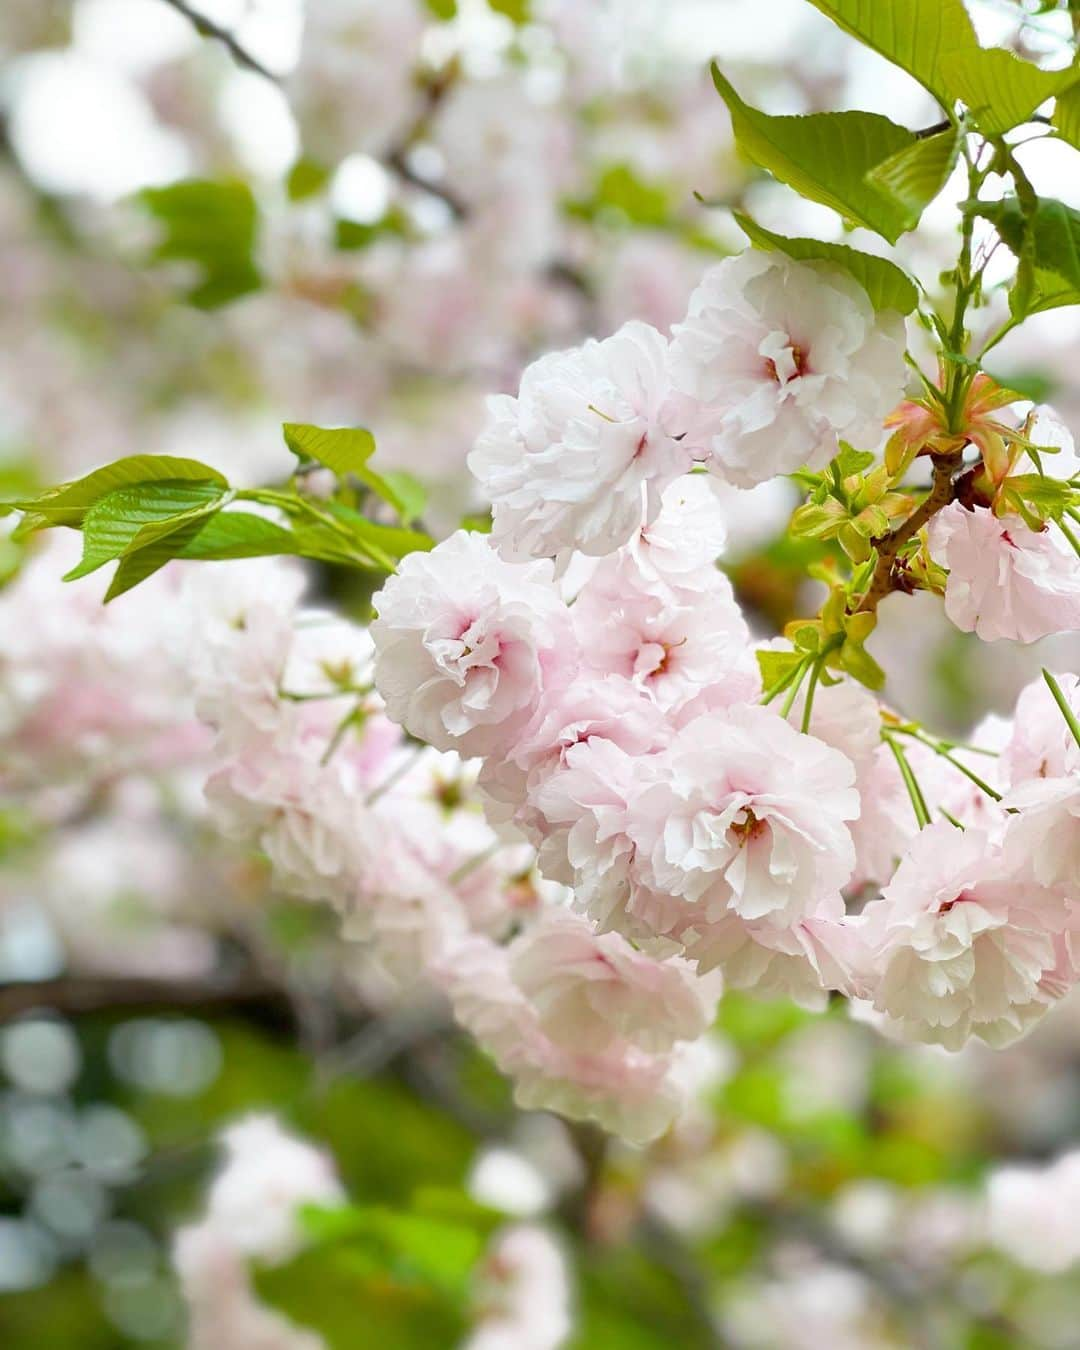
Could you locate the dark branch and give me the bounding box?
[156,0,281,83]
[0,972,295,1027]
[914,119,953,141]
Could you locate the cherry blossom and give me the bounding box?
[669,251,906,487]
[370,530,577,758]
[928,502,1080,644]
[466,1224,572,1350]
[857,823,1074,1050]
[1004,670,1080,785]
[625,704,859,931]
[173,1117,343,1350]
[441,913,716,1144]
[985,1150,1080,1274]
[468,321,694,562]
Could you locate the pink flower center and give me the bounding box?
[938,890,974,913]
[731,809,767,846]
[762,338,810,386]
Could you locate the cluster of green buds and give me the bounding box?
[790,445,911,565]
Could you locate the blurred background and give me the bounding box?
[2,1,1080,1345]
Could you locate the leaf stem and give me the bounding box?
[800,659,822,734]
[884,733,932,829]
[1043,668,1080,750]
[894,726,1002,801]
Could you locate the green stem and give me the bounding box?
[884,734,932,830]
[1056,514,1080,560]
[896,727,1002,802]
[1043,668,1080,750]
[779,658,811,717]
[800,659,822,735]
[761,655,809,707]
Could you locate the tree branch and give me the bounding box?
[856,451,963,614]
[0,972,294,1026]
[155,0,281,83]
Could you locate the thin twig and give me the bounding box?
[156,0,281,82]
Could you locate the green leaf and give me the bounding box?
[757,648,803,692]
[865,125,962,222]
[322,501,434,559]
[287,157,331,201]
[65,480,227,580]
[488,0,530,22]
[950,49,1079,138]
[378,472,428,526]
[971,196,1080,291]
[733,212,918,313]
[335,207,411,251]
[254,1244,466,1350]
[138,179,261,308]
[16,455,229,529]
[834,445,877,476]
[284,424,427,525]
[296,1206,482,1295]
[838,638,886,690]
[254,1204,482,1350]
[802,0,976,112]
[711,66,916,242]
[567,162,673,229]
[283,423,377,478]
[424,0,457,17]
[104,512,220,601]
[176,511,302,561]
[1054,81,1080,150]
[1011,265,1080,319]
[804,0,1079,134]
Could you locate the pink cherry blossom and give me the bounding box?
[174,1117,342,1350]
[669,251,906,487]
[1004,670,1080,784]
[466,1224,572,1350]
[986,1150,1080,1273]
[571,546,749,715]
[1001,774,1080,894]
[468,321,694,562]
[477,672,666,830]
[857,822,1075,1050]
[681,896,864,1011]
[929,502,1080,644]
[441,913,716,1145]
[625,704,859,931]
[370,531,577,758]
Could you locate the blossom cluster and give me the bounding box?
[366,249,1080,1116]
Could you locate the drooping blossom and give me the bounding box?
[468,321,694,562]
[1004,670,1080,785]
[179,558,308,749]
[1001,774,1080,894]
[857,823,1075,1050]
[440,911,717,1144]
[196,1116,344,1264]
[669,251,906,487]
[681,895,864,1012]
[928,502,1080,644]
[370,531,577,758]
